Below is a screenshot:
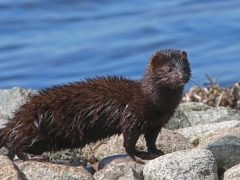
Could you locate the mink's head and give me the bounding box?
[145,49,191,88]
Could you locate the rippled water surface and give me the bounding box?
[1,0,240,90]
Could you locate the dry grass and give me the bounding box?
[182,74,240,110]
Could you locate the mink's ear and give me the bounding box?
[181,51,187,58]
[150,54,163,68]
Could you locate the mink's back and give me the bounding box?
[1,76,144,153]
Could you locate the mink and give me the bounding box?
[0,49,191,164]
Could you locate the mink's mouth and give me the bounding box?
[178,82,187,87]
[175,79,189,87]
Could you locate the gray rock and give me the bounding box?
[176,120,240,146]
[143,148,218,180]
[0,87,38,118]
[166,102,240,130]
[222,163,240,180]
[92,135,127,161]
[165,106,192,130]
[94,157,145,180]
[0,110,9,120]
[0,110,10,128]
[198,127,240,172]
[43,148,88,166]
[0,155,27,180]
[0,145,15,160]
[15,161,94,180]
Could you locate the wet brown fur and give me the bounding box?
[0,49,191,163]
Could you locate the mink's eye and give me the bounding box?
[166,67,172,73]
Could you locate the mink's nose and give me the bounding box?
[179,73,190,83]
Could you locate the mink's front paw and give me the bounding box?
[147,149,164,156]
[135,151,163,161]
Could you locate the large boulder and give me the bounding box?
[0,87,38,118]
[222,163,240,180]
[143,148,218,180]
[176,120,240,146]
[15,161,94,180]
[0,110,10,128]
[0,156,26,180]
[94,156,145,180]
[198,127,240,174]
[166,102,240,130]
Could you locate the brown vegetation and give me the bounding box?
[182,74,240,110]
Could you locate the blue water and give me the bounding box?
[0,0,240,90]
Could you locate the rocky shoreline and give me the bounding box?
[0,86,240,180]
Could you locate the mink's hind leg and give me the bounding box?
[144,125,164,158]
[123,129,145,164]
[15,147,49,162]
